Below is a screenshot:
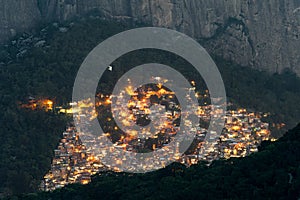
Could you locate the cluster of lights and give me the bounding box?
[19,98,53,111]
[37,76,275,190]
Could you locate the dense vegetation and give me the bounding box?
[0,14,299,197]
[12,123,300,200]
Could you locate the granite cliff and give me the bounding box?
[1,0,300,75]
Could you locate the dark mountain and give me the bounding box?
[0,15,299,198]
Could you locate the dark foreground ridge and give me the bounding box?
[13,123,300,200]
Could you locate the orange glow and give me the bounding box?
[234,143,245,149]
[257,129,269,136]
[238,108,247,113]
[105,98,112,105]
[232,126,241,131]
[122,119,131,127]
[197,106,205,115]
[81,180,89,185]
[128,101,136,108]
[125,86,137,96]
[152,144,156,150]
[127,130,138,138]
[20,98,53,111]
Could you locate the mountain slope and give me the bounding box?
[0,17,299,197]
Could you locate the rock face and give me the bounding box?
[0,0,41,42]
[1,0,300,75]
